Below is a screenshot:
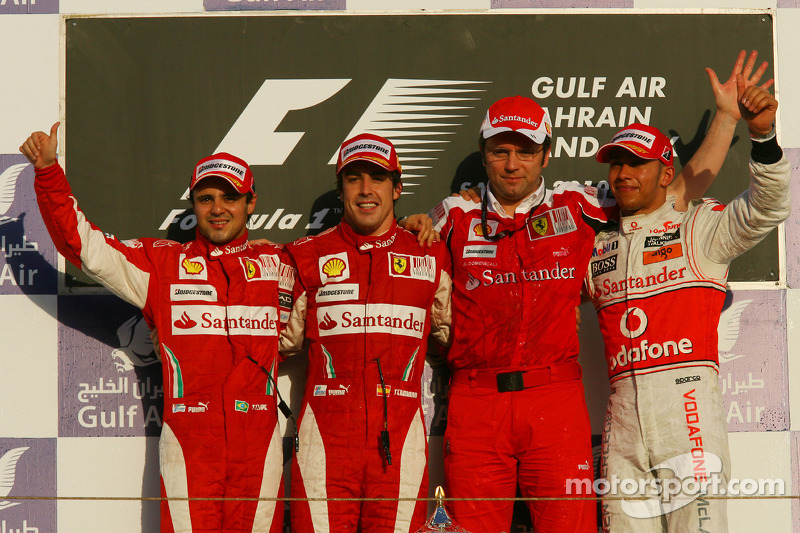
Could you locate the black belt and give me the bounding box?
[451,362,582,392]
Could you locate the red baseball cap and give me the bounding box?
[336,133,402,175]
[190,152,255,194]
[596,123,674,167]
[479,96,552,144]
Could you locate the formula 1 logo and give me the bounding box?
[160,78,488,232]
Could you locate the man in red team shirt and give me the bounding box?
[21,124,288,533]
[428,50,772,532]
[280,133,452,533]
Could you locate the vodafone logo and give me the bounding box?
[611,307,693,373]
[620,307,647,338]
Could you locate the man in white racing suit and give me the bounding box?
[585,80,790,532]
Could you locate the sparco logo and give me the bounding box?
[675,375,701,385]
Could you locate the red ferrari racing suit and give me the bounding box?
[35,163,292,533]
[280,220,452,533]
[585,138,790,532]
[431,182,616,533]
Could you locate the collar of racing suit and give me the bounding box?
[338,218,400,254]
[191,230,251,260]
[485,176,547,219]
[619,195,678,234]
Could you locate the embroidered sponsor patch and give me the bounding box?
[388,253,437,281]
[526,207,577,240]
[643,243,683,265]
[170,284,218,302]
[317,283,359,302]
[179,255,207,280]
[319,252,350,284]
[591,255,618,277]
[240,254,280,281]
[314,385,327,396]
[171,305,279,336]
[316,303,427,339]
[463,245,497,259]
[592,240,618,258]
[468,218,499,241]
[644,230,680,248]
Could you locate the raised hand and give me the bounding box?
[19,122,60,169]
[738,79,778,136]
[705,50,772,122]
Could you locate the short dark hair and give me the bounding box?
[336,169,402,194]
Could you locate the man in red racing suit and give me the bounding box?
[21,124,290,533]
[430,96,616,532]
[586,84,789,532]
[280,133,452,532]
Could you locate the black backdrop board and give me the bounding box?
[64,13,777,286]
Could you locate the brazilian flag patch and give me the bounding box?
[235,400,249,413]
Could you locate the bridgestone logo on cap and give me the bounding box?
[341,140,392,160]
[197,159,247,178]
[612,129,656,149]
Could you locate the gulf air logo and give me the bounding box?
[180,255,207,280]
[0,163,28,226]
[0,447,28,511]
[319,252,349,284]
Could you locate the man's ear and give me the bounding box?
[393,182,403,201]
[247,193,258,215]
[541,146,552,169]
[660,166,676,188]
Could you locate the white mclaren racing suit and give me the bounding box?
[585,137,790,532]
